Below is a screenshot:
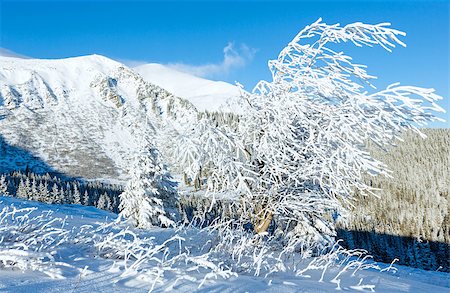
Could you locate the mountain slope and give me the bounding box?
[0,55,197,181]
[134,63,242,112]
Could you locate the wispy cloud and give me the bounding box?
[119,58,148,68]
[0,48,30,59]
[168,42,257,79]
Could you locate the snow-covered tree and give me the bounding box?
[83,190,90,205]
[30,178,38,201]
[73,184,81,204]
[24,177,32,200]
[50,183,60,203]
[119,147,177,228]
[39,181,49,202]
[58,187,66,204]
[16,179,28,199]
[176,19,445,250]
[0,175,9,196]
[97,192,111,210]
[65,182,73,203]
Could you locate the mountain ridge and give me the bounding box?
[0,54,206,181]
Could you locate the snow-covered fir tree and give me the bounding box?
[83,190,89,205]
[0,175,9,196]
[24,177,32,200]
[119,146,177,228]
[30,178,38,201]
[73,184,81,204]
[97,192,111,210]
[58,187,65,204]
[65,182,73,203]
[50,183,60,203]
[39,180,49,202]
[16,179,28,199]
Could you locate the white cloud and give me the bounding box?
[168,42,257,79]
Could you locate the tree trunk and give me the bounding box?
[254,209,273,234]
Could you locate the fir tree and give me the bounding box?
[24,177,32,199]
[83,190,90,206]
[16,179,28,199]
[73,184,81,204]
[50,183,60,204]
[0,175,9,196]
[119,147,176,228]
[39,181,49,202]
[58,187,66,204]
[97,192,111,210]
[30,178,38,201]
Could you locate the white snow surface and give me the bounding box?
[135,63,242,112]
[0,196,448,293]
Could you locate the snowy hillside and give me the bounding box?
[135,63,242,112]
[0,55,197,180]
[1,196,448,293]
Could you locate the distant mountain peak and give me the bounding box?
[135,63,242,112]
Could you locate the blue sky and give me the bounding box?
[1,0,448,126]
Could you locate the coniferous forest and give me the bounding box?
[337,128,449,271]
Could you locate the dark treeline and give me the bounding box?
[337,229,449,272]
[0,170,123,213]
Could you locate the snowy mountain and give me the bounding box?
[0,55,198,181]
[134,63,243,113]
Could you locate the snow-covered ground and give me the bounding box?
[0,196,448,293]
